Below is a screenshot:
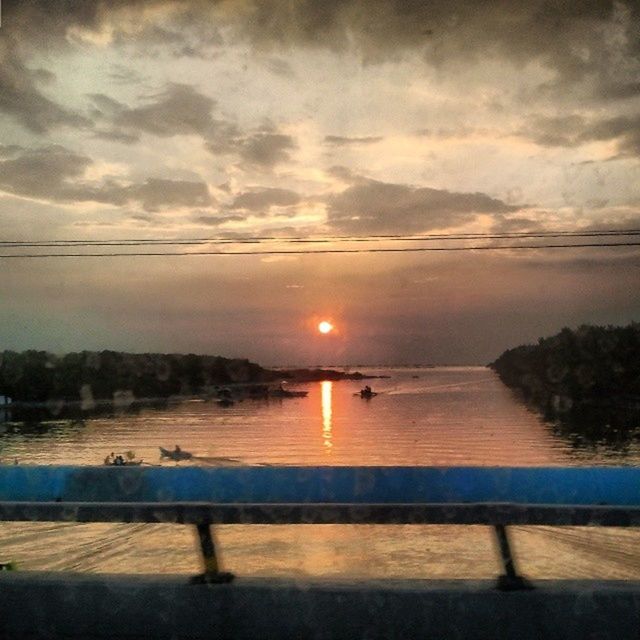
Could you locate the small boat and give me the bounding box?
[104,459,143,466]
[104,453,143,466]
[159,445,193,462]
[216,398,235,407]
[355,386,377,399]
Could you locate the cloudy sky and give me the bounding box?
[1,0,639,365]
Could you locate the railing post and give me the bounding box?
[494,524,533,591]
[190,523,234,584]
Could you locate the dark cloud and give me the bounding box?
[327,177,521,234]
[414,126,480,139]
[5,1,640,103]
[238,129,297,168]
[230,188,301,212]
[324,135,383,146]
[127,179,213,212]
[204,124,297,168]
[326,165,369,184]
[111,15,224,58]
[0,39,90,134]
[491,215,544,234]
[521,113,640,157]
[108,64,149,86]
[584,213,640,231]
[90,84,216,138]
[599,82,640,101]
[224,0,638,93]
[262,58,295,77]
[194,214,245,226]
[88,84,297,167]
[0,145,92,200]
[0,144,23,158]
[92,129,141,144]
[0,145,213,211]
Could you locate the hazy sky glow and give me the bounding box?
[1,0,639,364]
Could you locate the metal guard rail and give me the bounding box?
[2,465,640,590]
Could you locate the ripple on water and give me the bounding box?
[1,367,639,578]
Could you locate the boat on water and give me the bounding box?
[104,452,143,466]
[356,386,378,399]
[159,445,193,462]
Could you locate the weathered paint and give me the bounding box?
[1,465,640,505]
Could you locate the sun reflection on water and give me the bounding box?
[321,380,333,452]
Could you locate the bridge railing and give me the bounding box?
[1,465,640,590]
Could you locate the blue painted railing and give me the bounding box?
[1,465,640,505]
[2,465,640,588]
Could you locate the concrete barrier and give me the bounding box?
[1,573,639,639]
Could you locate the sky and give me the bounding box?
[0,0,639,365]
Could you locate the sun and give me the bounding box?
[318,321,334,334]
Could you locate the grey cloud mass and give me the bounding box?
[0,144,23,158]
[205,125,297,168]
[226,0,640,97]
[0,38,90,134]
[4,1,640,105]
[90,84,216,139]
[0,146,212,211]
[230,188,301,212]
[89,84,297,167]
[327,178,521,234]
[194,214,246,226]
[324,136,383,146]
[237,130,297,168]
[521,113,640,157]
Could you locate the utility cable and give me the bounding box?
[2,241,640,258]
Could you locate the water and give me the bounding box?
[1,366,640,579]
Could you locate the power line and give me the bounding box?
[1,228,640,248]
[2,241,640,258]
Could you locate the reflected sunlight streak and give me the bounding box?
[321,380,333,452]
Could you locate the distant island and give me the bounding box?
[490,323,640,438]
[278,368,388,382]
[0,349,378,410]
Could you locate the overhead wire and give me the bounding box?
[2,241,640,258]
[1,228,640,248]
[1,228,639,258]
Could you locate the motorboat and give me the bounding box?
[159,446,193,462]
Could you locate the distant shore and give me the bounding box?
[277,367,389,382]
[490,323,640,437]
[0,349,386,410]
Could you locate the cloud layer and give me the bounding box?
[0,146,212,211]
[327,177,521,234]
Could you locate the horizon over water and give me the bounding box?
[1,366,640,580]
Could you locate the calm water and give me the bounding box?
[1,366,640,579]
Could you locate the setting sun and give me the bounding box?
[318,321,334,334]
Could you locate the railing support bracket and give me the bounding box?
[494,524,533,591]
[190,522,234,585]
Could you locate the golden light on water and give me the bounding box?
[321,380,333,452]
[318,321,334,334]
